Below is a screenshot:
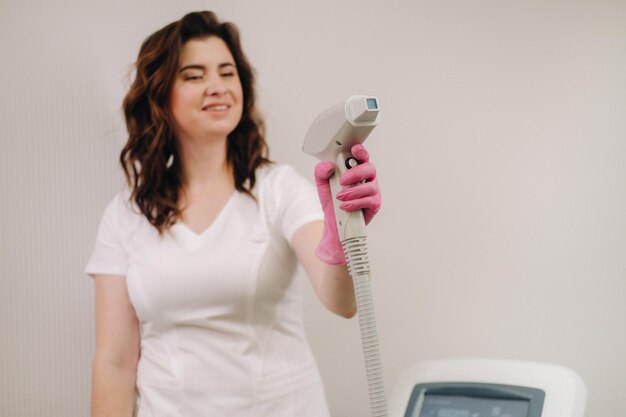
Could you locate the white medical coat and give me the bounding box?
[85,164,331,417]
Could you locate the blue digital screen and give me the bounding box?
[418,394,529,417]
[366,98,378,110]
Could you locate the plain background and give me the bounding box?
[1,0,625,415]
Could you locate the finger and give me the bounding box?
[313,162,336,218]
[336,181,379,201]
[339,195,382,214]
[339,161,376,186]
[314,161,335,183]
[363,205,380,225]
[351,144,369,163]
[341,194,382,225]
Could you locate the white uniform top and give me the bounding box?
[85,164,330,417]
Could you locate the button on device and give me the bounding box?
[345,157,359,169]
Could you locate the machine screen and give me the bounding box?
[366,97,378,110]
[419,394,530,417]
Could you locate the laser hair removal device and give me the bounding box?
[388,359,587,417]
[303,95,387,417]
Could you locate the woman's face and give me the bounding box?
[169,36,244,143]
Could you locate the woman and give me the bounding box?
[86,11,381,417]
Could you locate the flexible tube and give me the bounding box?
[342,236,388,417]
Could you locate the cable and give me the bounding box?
[343,236,388,417]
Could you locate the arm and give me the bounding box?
[296,144,381,317]
[291,220,357,318]
[91,275,140,417]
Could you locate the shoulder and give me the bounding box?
[103,189,139,218]
[254,163,322,241]
[256,163,312,191]
[255,162,319,210]
[99,188,146,234]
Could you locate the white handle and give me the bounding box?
[329,151,368,243]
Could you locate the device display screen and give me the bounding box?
[419,394,530,417]
[366,97,378,110]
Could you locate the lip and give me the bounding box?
[202,102,231,111]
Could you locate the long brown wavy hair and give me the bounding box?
[120,11,271,234]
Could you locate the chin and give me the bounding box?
[201,123,238,139]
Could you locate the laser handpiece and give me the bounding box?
[303,96,381,242]
[303,95,388,417]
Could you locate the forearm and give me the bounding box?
[91,356,137,417]
[318,263,357,318]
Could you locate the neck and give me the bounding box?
[178,135,233,191]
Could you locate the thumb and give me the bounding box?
[314,161,335,205]
[314,160,335,183]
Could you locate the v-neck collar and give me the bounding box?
[169,191,239,251]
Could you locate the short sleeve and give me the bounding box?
[265,165,324,242]
[84,193,129,277]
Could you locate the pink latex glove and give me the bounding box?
[314,144,382,265]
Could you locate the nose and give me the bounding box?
[204,77,227,96]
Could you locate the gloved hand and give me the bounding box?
[313,144,382,265]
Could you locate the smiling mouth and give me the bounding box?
[202,104,230,111]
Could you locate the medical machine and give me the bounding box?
[303,95,387,417]
[303,97,589,417]
[388,359,587,417]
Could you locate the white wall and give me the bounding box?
[1,0,625,416]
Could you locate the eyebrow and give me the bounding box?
[179,63,236,73]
